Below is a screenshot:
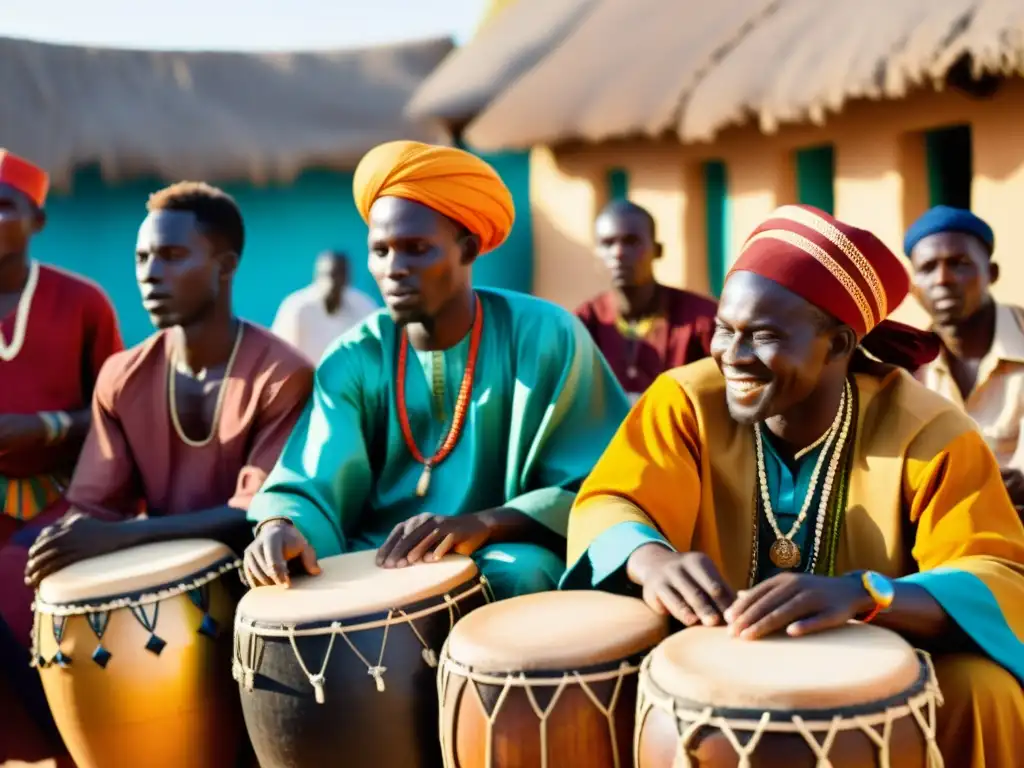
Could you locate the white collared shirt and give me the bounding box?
[917,303,1024,470]
[271,285,379,363]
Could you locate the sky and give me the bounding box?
[2,0,486,51]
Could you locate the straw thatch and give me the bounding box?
[460,0,1024,151]
[0,35,454,187]
[405,0,597,125]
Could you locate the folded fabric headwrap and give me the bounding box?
[728,204,939,370]
[903,205,994,257]
[352,141,515,255]
[0,149,49,208]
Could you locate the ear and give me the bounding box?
[216,250,240,281]
[653,241,664,261]
[32,208,47,234]
[989,260,1000,286]
[459,234,482,266]
[828,325,858,363]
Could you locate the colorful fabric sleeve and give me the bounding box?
[897,428,1024,681]
[228,363,314,511]
[245,340,375,556]
[502,310,631,535]
[561,373,702,588]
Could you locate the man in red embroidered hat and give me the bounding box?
[0,150,122,764]
[563,204,1024,765]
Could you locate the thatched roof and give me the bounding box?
[461,0,1024,151]
[405,0,597,126]
[0,35,454,187]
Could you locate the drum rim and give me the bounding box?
[437,640,657,687]
[234,572,488,637]
[33,554,240,616]
[637,648,942,729]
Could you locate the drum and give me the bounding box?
[32,538,244,768]
[438,590,669,768]
[635,623,945,768]
[234,550,489,768]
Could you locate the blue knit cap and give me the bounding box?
[903,205,994,257]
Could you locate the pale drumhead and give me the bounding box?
[38,539,236,606]
[647,623,922,711]
[447,590,668,671]
[237,550,479,625]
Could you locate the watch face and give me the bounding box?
[865,571,895,606]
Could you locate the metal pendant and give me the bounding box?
[769,538,801,569]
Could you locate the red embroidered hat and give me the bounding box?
[728,204,909,338]
[0,149,50,208]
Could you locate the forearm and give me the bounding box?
[119,506,254,556]
[478,507,565,552]
[626,542,677,585]
[871,583,963,650]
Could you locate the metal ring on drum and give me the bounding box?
[233,550,491,768]
[437,591,669,768]
[634,623,946,768]
[32,539,245,768]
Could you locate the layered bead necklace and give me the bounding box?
[754,379,854,570]
[396,293,483,498]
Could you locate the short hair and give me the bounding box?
[597,199,657,240]
[147,181,245,255]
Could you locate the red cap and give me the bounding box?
[728,205,909,338]
[0,149,50,208]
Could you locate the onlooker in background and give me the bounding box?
[271,250,379,362]
[575,200,717,404]
[907,206,1024,511]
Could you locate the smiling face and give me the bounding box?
[135,210,226,330]
[367,196,477,326]
[711,271,853,425]
[909,231,995,327]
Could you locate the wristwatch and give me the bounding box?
[859,570,895,624]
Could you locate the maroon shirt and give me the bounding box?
[576,286,717,398]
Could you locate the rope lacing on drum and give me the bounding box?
[438,648,636,768]
[234,576,490,704]
[635,650,945,768]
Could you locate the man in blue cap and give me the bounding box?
[907,205,1024,510]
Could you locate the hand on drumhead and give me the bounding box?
[243,520,321,588]
[24,511,111,588]
[723,573,873,640]
[376,512,490,568]
[627,545,736,628]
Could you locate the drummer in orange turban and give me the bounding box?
[352,140,514,255]
[564,205,1024,766]
[243,141,628,602]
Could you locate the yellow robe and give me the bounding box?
[563,359,1024,766]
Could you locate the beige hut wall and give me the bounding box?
[529,79,1024,327]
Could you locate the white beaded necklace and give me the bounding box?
[0,259,39,363]
[754,379,852,570]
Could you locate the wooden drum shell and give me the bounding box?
[439,651,647,768]
[35,572,242,768]
[634,653,942,768]
[236,576,489,768]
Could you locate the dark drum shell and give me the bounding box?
[439,648,654,768]
[236,575,488,768]
[635,653,942,768]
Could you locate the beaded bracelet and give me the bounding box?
[39,411,72,445]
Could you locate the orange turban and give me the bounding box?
[353,141,514,254]
[0,149,49,208]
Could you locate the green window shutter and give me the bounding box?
[925,125,972,209]
[606,167,629,201]
[795,145,835,214]
[703,160,730,298]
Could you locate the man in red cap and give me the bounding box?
[563,204,1024,765]
[0,150,121,763]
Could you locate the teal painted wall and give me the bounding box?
[606,168,630,201]
[34,155,533,346]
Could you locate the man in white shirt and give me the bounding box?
[271,250,379,362]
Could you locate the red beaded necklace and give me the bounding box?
[396,293,483,497]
